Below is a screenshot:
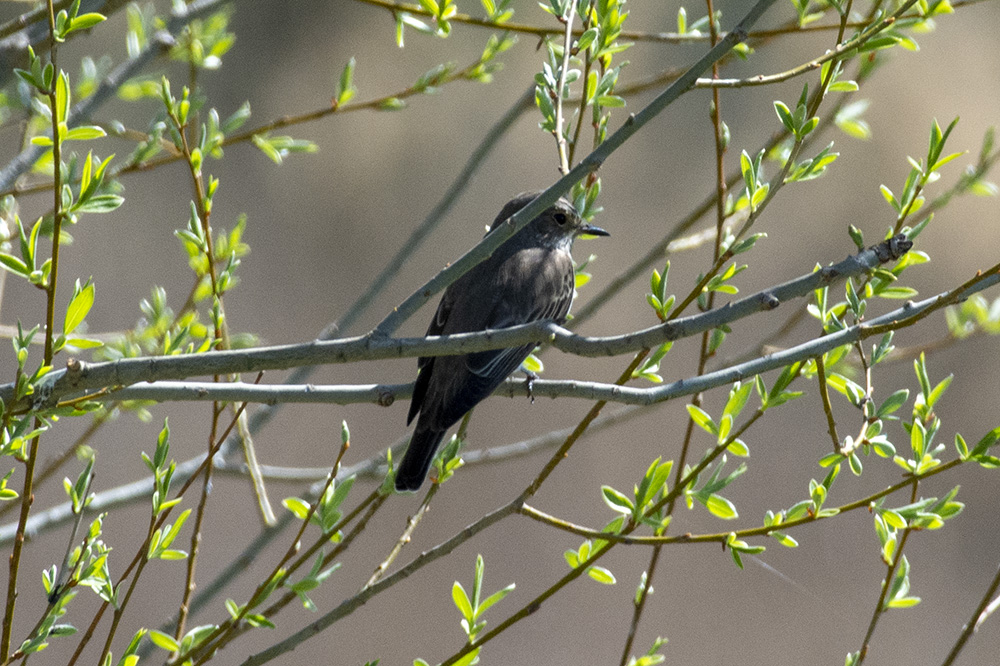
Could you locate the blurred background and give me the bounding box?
[1,0,999,664]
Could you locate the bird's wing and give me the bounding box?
[407,288,456,425]
[411,249,573,428]
[436,291,570,426]
[465,297,566,380]
[465,253,575,381]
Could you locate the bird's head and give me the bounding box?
[488,191,610,251]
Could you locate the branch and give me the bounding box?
[353,0,988,44]
[68,266,1000,416]
[4,233,913,405]
[941,558,1000,666]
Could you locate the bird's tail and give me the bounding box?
[395,427,447,492]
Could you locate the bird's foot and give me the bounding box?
[524,370,538,404]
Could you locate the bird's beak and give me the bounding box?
[579,223,610,238]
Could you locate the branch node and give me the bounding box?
[152,29,176,50]
[757,292,780,310]
[376,388,396,407]
[871,234,913,263]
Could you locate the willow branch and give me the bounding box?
[2,234,918,407]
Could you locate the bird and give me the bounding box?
[395,191,610,492]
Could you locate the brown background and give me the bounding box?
[1,0,999,664]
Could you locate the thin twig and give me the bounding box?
[364,484,437,589]
[815,354,841,452]
[941,560,1000,666]
[1,0,63,654]
[352,0,984,43]
[856,480,919,664]
[553,2,576,174]
[519,456,960,545]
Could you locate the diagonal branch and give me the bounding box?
[371,0,780,337]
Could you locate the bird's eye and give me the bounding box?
[553,212,568,225]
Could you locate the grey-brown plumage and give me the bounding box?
[395,191,610,492]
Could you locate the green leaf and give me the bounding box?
[730,233,765,255]
[521,353,543,374]
[955,433,969,459]
[252,134,281,163]
[452,581,473,620]
[774,101,794,133]
[878,286,919,299]
[740,150,755,191]
[587,566,616,584]
[602,485,634,514]
[818,452,843,467]
[727,438,750,457]
[64,280,95,335]
[771,532,798,548]
[887,596,921,608]
[723,381,753,421]
[148,630,179,652]
[575,27,598,52]
[750,183,770,209]
[686,404,718,436]
[848,452,863,476]
[0,253,29,276]
[926,374,953,407]
[717,414,733,444]
[875,389,909,418]
[829,80,859,92]
[64,126,107,141]
[968,426,1000,458]
[704,494,738,519]
[337,57,357,105]
[69,12,107,31]
[477,583,514,615]
[55,71,71,125]
[379,97,406,111]
[74,194,123,213]
[857,35,900,52]
[14,68,39,90]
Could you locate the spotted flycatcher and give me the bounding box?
[395,191,610,492]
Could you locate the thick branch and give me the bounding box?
[6,234,914,405]
[81,268,1000,413]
